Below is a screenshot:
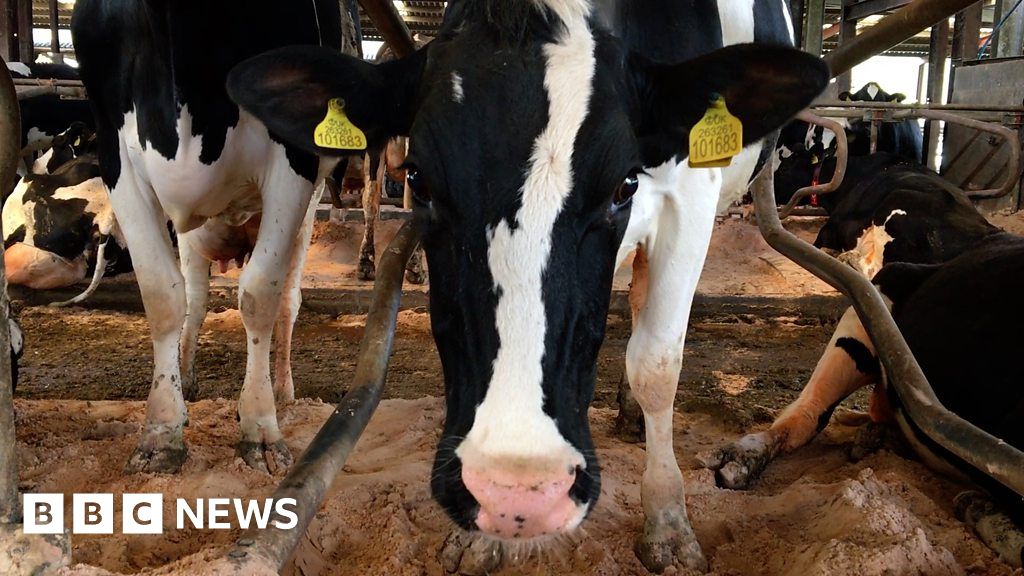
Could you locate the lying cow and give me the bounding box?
[229,0,826,571]
[708,167,1023,566]
[72,0,346,475]
[2,129,132,306]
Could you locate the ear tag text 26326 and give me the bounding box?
[314,98,367,151]
[688,94,742,169]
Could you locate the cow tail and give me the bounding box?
[48,234,109,308]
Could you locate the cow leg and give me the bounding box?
[235,153,314,474]
[615,247,647,444]
[357,150,382,281]
[705,306,880,489]
[628,182,717,574]
[112,173,189,474]
[955,491,1024,568]
[272,183,322,404]
[178,231,210,402]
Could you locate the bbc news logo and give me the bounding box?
[22,494,298,535]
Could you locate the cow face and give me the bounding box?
[228,0,827,541]
[839,81,906,103]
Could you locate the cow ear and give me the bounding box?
[639,44,830,150]
[888,92,907,103]
[227,45,426,156]
[838,91,853,101]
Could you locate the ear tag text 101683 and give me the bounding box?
[688,94,742,169]
[314,98,367,151]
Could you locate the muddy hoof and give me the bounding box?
[438,530,502,575]
[614,373,645,443]
[181,370,199,403]
[237,440,292,475]
[702,432,777,490]
[357,261,376,282]
[850,421,890,461]
[635,509,708,575]
[955,491,1024,568]
[404,268,426,285]
[125,443,188,474]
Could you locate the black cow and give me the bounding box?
[6,62,95,156]
[228,0,826,571]
[72,0,343,475]
[709,167,1024,566]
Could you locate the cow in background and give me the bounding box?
[72,0,344,475]
[774,81,924,206]
[6,62,95,162]
[355,39,430,284]
[229,0,826,571]
[3,126,132,305]
[709,163,1024,566]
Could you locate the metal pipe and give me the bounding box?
[824,0,983,77]
[779,111,850,218]
[15,85,86,100]
[908,109,1023,199]
[357,0,415,58]
[752,138,1024,499]
[227,220,420,571]
[0,56,22,524]
[815,100,1024,112]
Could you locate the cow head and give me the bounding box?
[228,0,827,541]
[839,81,906,103]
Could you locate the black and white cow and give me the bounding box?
[6,62,95,157]
[71,0,343,475]
[228,0,826,570]
[3,128,132,305]
[708,165,1024,565]
[773,81,924,205]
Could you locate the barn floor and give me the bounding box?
[9,215,1024,575]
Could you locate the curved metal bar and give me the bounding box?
[0,57,22,524]
[227,220,420,571]
[902,109,1022,200]
[752,140,1024,498]
[779,110,849,219]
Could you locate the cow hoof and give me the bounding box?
[237,440,292,475]
[635,509,708,575]
[404,268,426,285]
[701,431,777,490]
[850,421,890,461]
[438,531,502,575]
[125,444,187,474]
[357,262,376,281]
[614,374,645,443]
[181,373,199,402]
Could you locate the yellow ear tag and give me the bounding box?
[313,98,367,151]
[688,94,742,169]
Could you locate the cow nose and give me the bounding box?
[462,464,581,539]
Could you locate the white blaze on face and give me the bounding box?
[457,1,594,467]
[839,209,907,279]
[717,0,755,44]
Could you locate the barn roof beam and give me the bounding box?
[358,0,415,58]
[826,0,984,76]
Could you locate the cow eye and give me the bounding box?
[405,167,430,206]
[614,173,640,207]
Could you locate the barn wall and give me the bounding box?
[942,57,1024,213]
